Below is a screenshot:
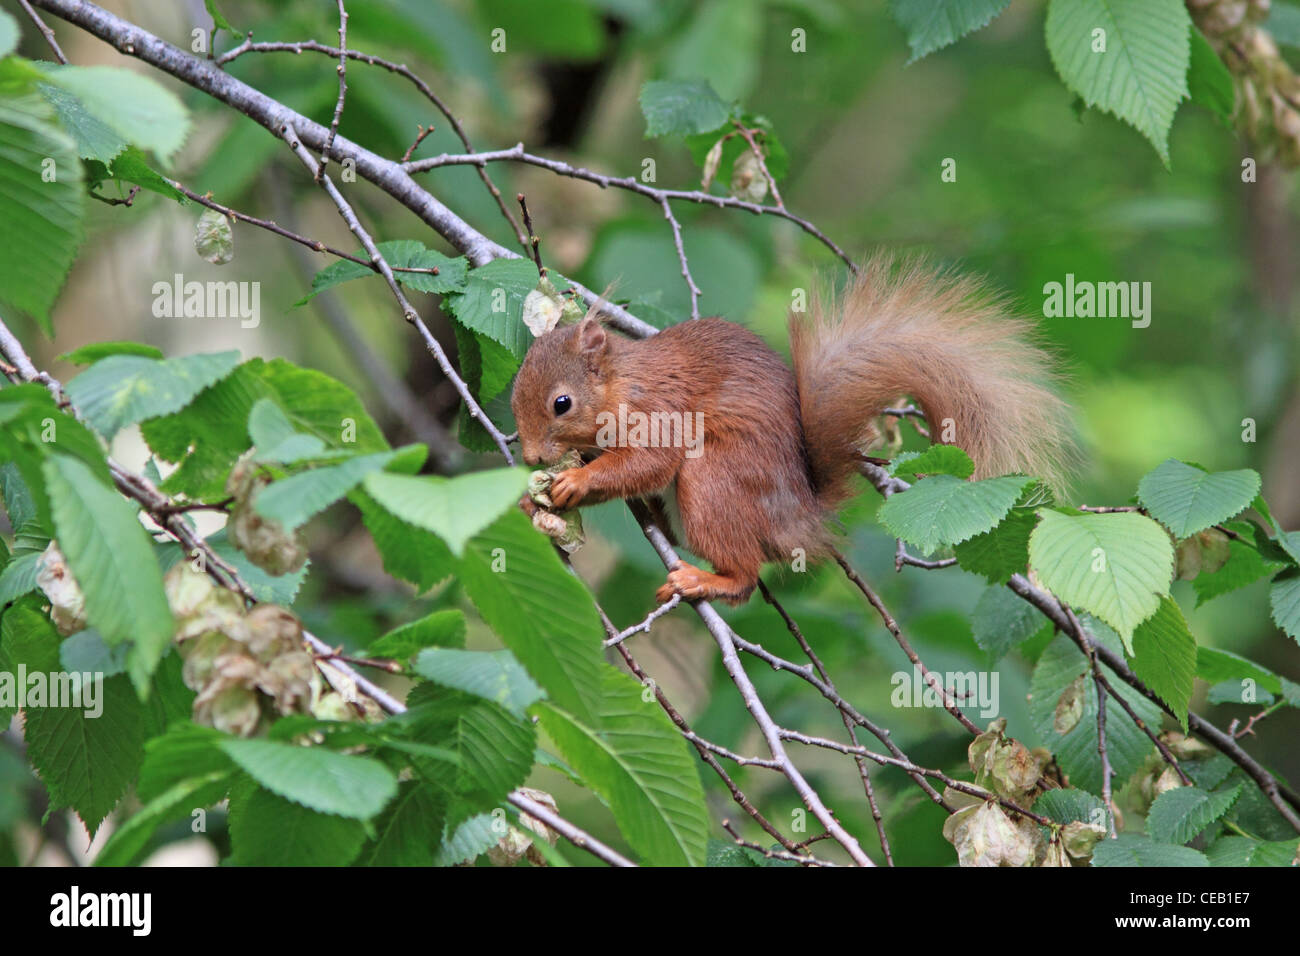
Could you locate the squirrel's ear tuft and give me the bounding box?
[577,316,606,355]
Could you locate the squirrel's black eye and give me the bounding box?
[553,395,573,416]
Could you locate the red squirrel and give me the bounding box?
[511,257,1073,606]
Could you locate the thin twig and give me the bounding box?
[603,595,681,647]
[719,820,837,867]
[278,122,514,462]
[834,550,981,734]
[660,196,701,319]
[217,35,527,248]
[759,580,895,865]
[88,184,140,207]
[405,144,859,275]
[628,502,874,866]
[516,193,546,277]
[169,178,441,276]
[18,0,67,62]
[318,1,349,178]
[400,123,435,163]
[507,790,637,867]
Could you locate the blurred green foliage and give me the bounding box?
[11,0,1299,865]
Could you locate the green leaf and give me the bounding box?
[1137,459,1260,538]
[1192,530,1286,606]
[1092,832,1209,867]
[459,510,606,725]
[255,450,412,532]
[141,359,388,498]
[368,608,466,659]
[204,0,240,34]
[1195,646,1283,696]
[65,351,241,438]
[228,784,366,866]
[1034,788,1110,829]
[1028,509,1174,651]
[1206,836,1300,867]
[450,323,518,452]
[95,145,187,203]
[537,668,710,867]
[294,240,468,305]
[357,779,445,866]
[435,812,500,866]
[1270,570,1300,643]
[403,685,536,817]
[362,467,529,556]
[352,487,455,591]
[888,0,1012,61]
[444,258,570,360]
[1129,597,1196,732]
[1028,629,1162,794]
[7,599,144,837]
[953,508,1039,584]
[413,648,545,719]
[0,89,85,333]
[246,397,351,465]
[34,63,190,161]
[1187,28,1234,122]
[219,739,397,819]
[639,78,732,137]
[38,82,126,164]
[1044,0,1191,165]
[22,675,144,838]
[136,723,232,803]
[1147,784,1243,844]
[94,770,231,866]
[878,474,1032,554]
[0,551,39,607]
[891,444,974,480]
[707,837,795,867]
[970,585,1050,661]
[42,454,174,694]
[59,341,163,364]
[60,628,128,679]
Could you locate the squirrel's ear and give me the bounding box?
[577,316,606,356]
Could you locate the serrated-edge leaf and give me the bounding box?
[1147,783,1243,844]
[42,454,174,694]
[1129,596,1196,732]
[879,474,1032,553]
[219,739,397,820]
[1137,459,1260,538]
[1028,510,1174,649]
[1044,0,1192,164]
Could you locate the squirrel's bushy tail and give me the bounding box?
[790,256,1075,508]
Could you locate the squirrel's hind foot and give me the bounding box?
[656,562,756,606]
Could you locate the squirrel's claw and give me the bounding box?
[549,467,586,509]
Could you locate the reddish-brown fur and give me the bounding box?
[511,257,1073,605]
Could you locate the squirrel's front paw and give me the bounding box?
[549,468,588,509]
